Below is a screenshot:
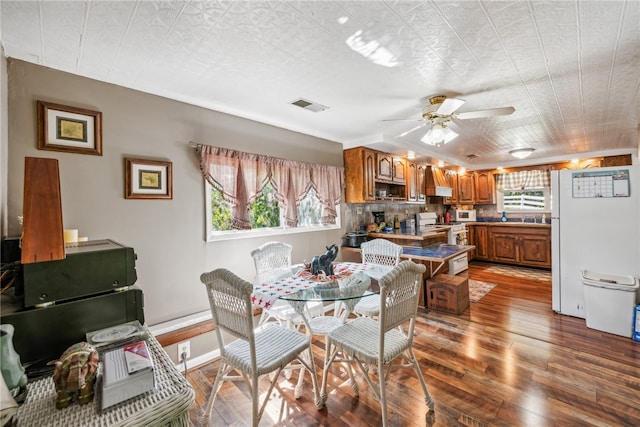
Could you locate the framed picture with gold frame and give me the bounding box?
[125,157,173,200]
[37,101,103,155]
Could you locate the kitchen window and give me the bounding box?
[197,144,342,241]
[496,170,551,213]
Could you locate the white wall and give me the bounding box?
[5,59,345,326]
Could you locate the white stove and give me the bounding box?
[447,222,469,275]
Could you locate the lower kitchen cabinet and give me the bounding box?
[490,226,551,268]
[473,225,490,261]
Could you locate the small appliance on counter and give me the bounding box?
[371,211,386,225]
[415,212,438,233]
[342,231,368,248]
[453,208,477,222]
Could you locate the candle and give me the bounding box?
[63,229,78,243]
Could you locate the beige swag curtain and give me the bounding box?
[196,144,344,230]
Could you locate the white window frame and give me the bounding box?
[496,187,551,214]
[204,182,340,242]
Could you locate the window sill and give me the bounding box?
[207,223,340,242]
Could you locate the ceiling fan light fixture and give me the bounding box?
[509,148,535,159]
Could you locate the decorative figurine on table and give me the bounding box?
[311,244,339,276]
[51,342,99,409]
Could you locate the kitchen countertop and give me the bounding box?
[368,226,450,241]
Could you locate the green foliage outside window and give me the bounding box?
[210,184,281,230]
[210,187,232,230]
[249,185,280,228]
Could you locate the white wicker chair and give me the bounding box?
[354,239,403,318]
[321,261,434,426]
[251,241,322,329]
[292,273,371,394]
[200,268,321,427]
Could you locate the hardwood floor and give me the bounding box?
[185,262,640,426]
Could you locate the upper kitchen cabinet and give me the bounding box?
[343,147,376,203]
[457,172,475,203]
[417,164,427,201]
[407,162,418,201]
[474,171,495,204]
[444,171,458,204]
[376,153,406,184]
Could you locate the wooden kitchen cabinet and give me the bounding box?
[407,162,418,201]
[466,224,476,260]
[474,171,495,204]
[417,164,427,201]
[457,172,475,203]
[343,147,376,203]
[444,172,458,204]
[474,225,490,260]
[490,226,551,268]
[376,154,406,183]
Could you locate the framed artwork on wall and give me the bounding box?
[125,157,173,200]
[37,101,103,155]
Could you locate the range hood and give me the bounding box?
[425,166,453,197]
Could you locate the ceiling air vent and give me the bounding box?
[466,154,478,160]
[290,98,329,113]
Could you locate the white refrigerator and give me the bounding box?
[551,165,640,318]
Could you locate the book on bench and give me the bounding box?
[99,340,155,411]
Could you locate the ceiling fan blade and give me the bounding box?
[447,121,463,133]
[397,122,427,138]
[456,106,515,120]
[436,98,465,115]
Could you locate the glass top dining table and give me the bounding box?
[251,262,377,309]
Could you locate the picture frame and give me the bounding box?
[125,157,173,200]
[37,101,103,155]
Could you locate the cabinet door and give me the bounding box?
[520,234,551,268]
[444,173,458,204]
[491,231,518,263]
[407,162,417,201]
[363,149,376,201]
[343,147,376,203]
[474,225,489,259]
[474,171,495,204]
[417,164,427,201]
[458,173,475,203]
[392,158,406,183]
[377,154,393,181]
[466,225,476,260]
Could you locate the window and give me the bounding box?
[197,144,343,242]
[496,169,551,213]
[497,188,550,212]
[206,183,338,241]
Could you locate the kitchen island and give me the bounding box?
[341,243,475,310]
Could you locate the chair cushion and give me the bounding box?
[354,292,380,317]
[308,316,343,335]
[224,324,310,376]
[327,317,409,364]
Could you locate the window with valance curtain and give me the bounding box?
[496,170,550,191]
[195,144,344,230]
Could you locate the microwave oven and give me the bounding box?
[455,209,476,222]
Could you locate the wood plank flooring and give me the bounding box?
[184,261,640,426]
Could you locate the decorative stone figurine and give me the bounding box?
[311,244,339,276]
[51,342,99,409]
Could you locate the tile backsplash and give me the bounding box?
[344,201,444,231]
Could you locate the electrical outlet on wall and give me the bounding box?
[356,206,362,215]
[178,341,190,361]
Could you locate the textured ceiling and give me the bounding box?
[1,1,639,169]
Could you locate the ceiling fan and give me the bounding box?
[389,95,515,146]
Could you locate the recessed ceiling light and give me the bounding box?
[509,148,535,159]
[571,159,579,164]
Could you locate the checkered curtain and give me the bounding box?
[495,170,550,190]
